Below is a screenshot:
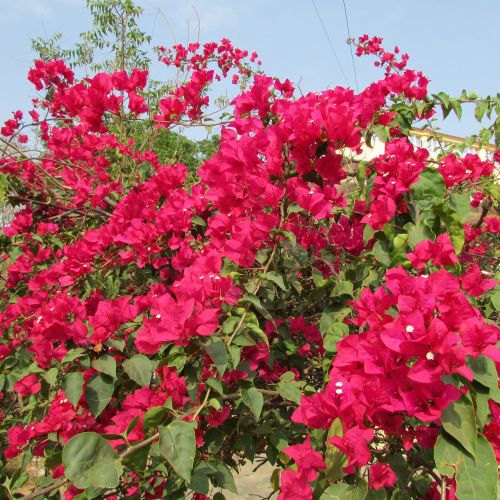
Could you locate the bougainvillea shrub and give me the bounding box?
[0,34,499,500]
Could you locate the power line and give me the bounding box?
[310,0,350,87]
[341,0,359,91]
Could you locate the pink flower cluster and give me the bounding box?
[289,265,498,497]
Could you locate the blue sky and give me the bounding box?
[1,0,499,137]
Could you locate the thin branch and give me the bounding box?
[227,239,279,346]
[120,431,161,459]
[22,477,67,500]
[473,199,491,228]
[222,389,279,401]
[193,388,211,419]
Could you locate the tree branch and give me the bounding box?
[22,477,67,500]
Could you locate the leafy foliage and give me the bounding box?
[0,7,498,500]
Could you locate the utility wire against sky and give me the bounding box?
[341,0,359,91]
[310,0,351,88]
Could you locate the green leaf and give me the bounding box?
[91,354,117,379]
[435,91,450,109]
[474,388,492,428]
[85,374,114,417]
[323,323,348,353]
[287,202,304,214]
[331,281,354,298]
[277,380,302,405]
[241,387,264,420]
[449,193,470,223]
[372,125,390,142]
[312,267,331,288]
[122,443,151,472]
[491,290,500,311]
[205,377,224,395]
[222,315,239,334]
[451,99,462,120]
[189,462,217,494]
[467,355,498,390]
[206,428,224,454]
[441,396,477,457]
[191,215,207,227]
[363,224,374,244]
[106,338,125,352]
[434,434,459,477]
[229,344,241,368]
[387,453,411,487]
[320,477,368,499]
[232,330,257,347]
[319,309,349,337]
[204,338,228,377]
[245,322,270,347]
[410,168,446,210]
[271,430,289,452]
[372,240,391,267]
[62,432,122,489]
[265,271,287,291]
[406,222,435,248]
[0,173,8,205]
[240,293,272,320]
[126,416,140,436]
[357,160,368,189]
[62,372,84,409]
[434,434,497,500]
[255,248,271,264]
[325,418,347,482]
[209,398,221,410]
[445,217,465,253]
[366,490,387,500]
[42,367,58,386]
[433,202,465,253]
[280,229,297,246]
[392,233,408,252]
[62,348,86,364]
[210,460,238,494]
[280,371,296,383]
[45,451,62,469]
[159,421,196,482]
[143,405,169,432]
[123,354,154,386]
[51,236,64,250]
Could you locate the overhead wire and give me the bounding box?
[310,0,351,88]
[341,0,359,91]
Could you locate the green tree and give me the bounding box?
[32,0,151,72]
[30,0,219,182]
